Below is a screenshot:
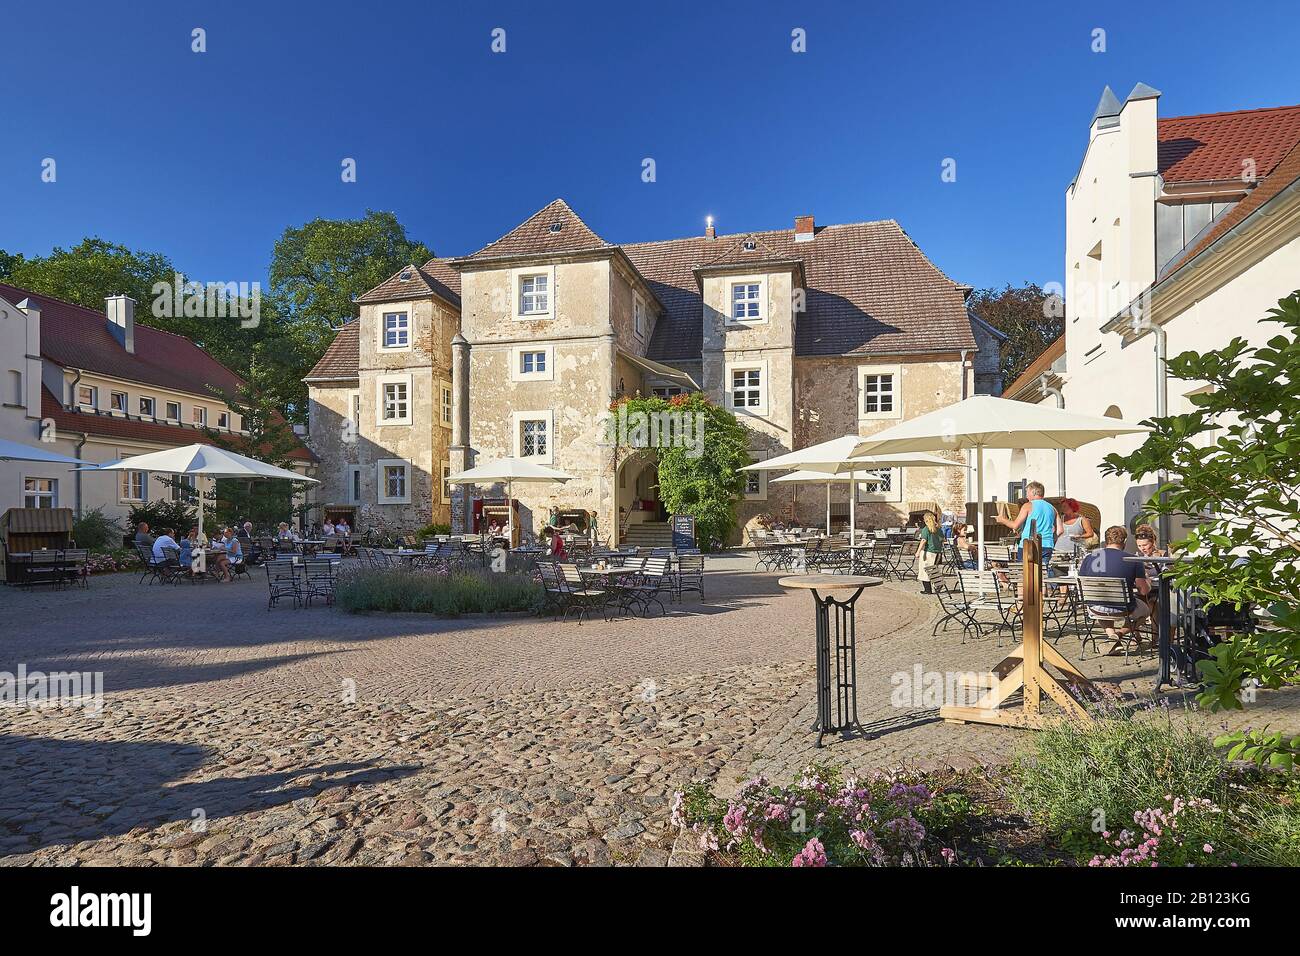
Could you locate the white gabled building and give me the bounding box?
[1001,85,1300,538]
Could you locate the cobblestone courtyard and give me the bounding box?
[2,557,1297,866]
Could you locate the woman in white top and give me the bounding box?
[1060,498,1095,556]
[322,520,336,537]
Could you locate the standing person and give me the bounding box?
[914,511,944,594]
[1060,498,1096,559]
[995,481,1063,569]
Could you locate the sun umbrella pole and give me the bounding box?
[975,444,985,573]
[825,482,831,537]
[198,474,205,545]
[849,469,857,566]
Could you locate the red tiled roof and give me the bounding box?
[624,220,976,360]
[461,198,614,261]
[1158,104,1300,184]
[0,282,245,399]
[40,387,317,462]
[1003,334,1065,401]
[304,320,360,382]
[1176,136,1300,266]
[355,259,461,306]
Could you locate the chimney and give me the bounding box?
[105,295,136,353]
[705,215,716,240]
[794,214,815,242]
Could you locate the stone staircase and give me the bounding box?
[622,521,674,549]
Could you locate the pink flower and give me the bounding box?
[940,847,957,865]
[1203,844,1214,854]
[791,837,828,867]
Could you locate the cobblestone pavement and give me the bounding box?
[2,560,1296,865]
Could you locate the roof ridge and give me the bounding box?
[0,281,212,345]
[1161,103,1300,124]
[620,218,897,250]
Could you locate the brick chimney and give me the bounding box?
[105,295,136,354]
[705,215,716,240]
[794,215,815,242]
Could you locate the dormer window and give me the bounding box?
[382,312,409,349]
[76,385,97,409]
[742,239,757,251]
[398,267,413,282]
[548,222,563,233]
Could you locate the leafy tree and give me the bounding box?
[202,368,315,530]
[3,236,175,315]
[968,282,1064,386]
[0,249,25,279]
[609,392,751,550]
[265,211,433,418]
[1103,291,1300,768]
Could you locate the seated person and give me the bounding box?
[177,531,193,568]
[276,522,298,547]
[212,527,240,582]
[322,519,336,537]
[335,518,351,537]
[543,526,567,559]
[151,527,180,565]
[1079,525,1151,647]
[237,521,254,542]
[134,521,156,550]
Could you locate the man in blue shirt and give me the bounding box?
[1079,525,1151,644]
[995,481,1063,568]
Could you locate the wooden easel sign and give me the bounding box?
[939,536,1095,729]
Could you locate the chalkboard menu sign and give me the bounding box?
[671,514,696,550]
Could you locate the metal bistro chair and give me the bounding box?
[23,550,66,589]
[303,559,337,607]
[265,559,303,610]
[60,548,90,589]
[674,552,704,602]
[557,563,610,623]
[952,569,1015,642]
[537,560,574,618]
[1077,575,1153,661]
[135,543,169,585]
[622,556,671,616]
[889,539,921,581]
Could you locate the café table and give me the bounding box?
[778,574,883,747]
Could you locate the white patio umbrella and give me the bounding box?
[745,440,967,559]
[848,395,1150,569]
[0,437,83,464]
[77,443,317,558]
[445,457,575,546]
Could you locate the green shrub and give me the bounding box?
[417,522,453,538]
[127,500,196,534]
[72,506,123,551]
[1007,708,1229,839]
[335,568,542,616]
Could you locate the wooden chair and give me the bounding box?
[1077,575,1154,660]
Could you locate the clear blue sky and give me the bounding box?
[3,0,1299,294]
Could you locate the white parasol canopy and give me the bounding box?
[849,395,1150,569]
[0,437,83,464]
[78,443,317,554]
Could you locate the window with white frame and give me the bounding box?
[77,385,97,409]
[518,274,549,315]
[376,459,410,504]
[351,392,361,424]
[139,396,156,417]
[440,461,451,504]
[519,418,548,458]
[382,312,409,349]
[120,470,146,502]
[512,345,554,382]
[217,411,230,428]
[731,281,763,321]
[169,475,195,502]
[379,378,410,424]
[110,391,127,413]
[633,295,646,338]
[23,477,57,509]
[744,452,768,500]
[166,400,181,421]
[439,381,453,428]
[730,367,763,411]
[858,365,902,420]
[856,467,902,503]
[193,406,207,426]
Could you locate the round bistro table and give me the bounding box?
[779,574,883,747]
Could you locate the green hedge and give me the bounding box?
[335,568,542,616]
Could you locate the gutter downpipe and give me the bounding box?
[1131,313,1171,548]
[1038,374,1067,497]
